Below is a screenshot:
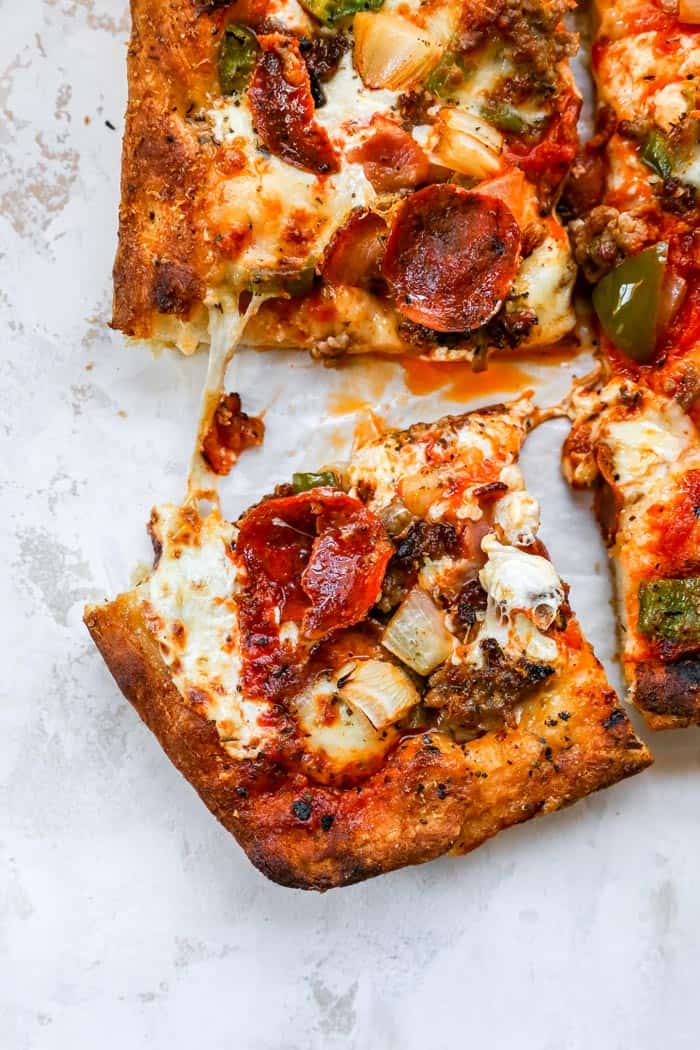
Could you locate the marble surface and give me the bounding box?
[3,3,700,1048]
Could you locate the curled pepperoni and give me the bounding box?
[236,490,392,698]
[347,117,431,193]
[248,34,340,175]
[322,209,388,290]
[382,184,521,333]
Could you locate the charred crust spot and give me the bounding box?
[320,813,335,831]
[151,260,204,316]
[292,798,313,821]
[635,659,700,720]
[602,708,626,730]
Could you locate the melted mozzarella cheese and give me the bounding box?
[494,489,540,546]
[605,410,696,493]
[479,535,563,625]
[466,533,563,667]
[652,82,690,131]
[314,55,398,141]
[141,505,274,760]
[188,291,271,497]
[510,234,577,348]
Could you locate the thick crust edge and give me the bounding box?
[85,592,652,890]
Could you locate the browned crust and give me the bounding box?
[112,0,217,337]
[633,659,700,731]
[85,594,651,890]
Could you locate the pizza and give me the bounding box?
[85,399,651,889]
[113,0,580,367]
[564,378,700,730]
[565,0,700,397]
[558,0,700,728]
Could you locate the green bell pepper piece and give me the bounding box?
[482,102,528,134]
[292,470,340,493]
[592,242,668,362]
[641,129,674,180]
[218,25,258,97]
[638,577,700,643]
[425,52,468,98]
[297,0,383,26]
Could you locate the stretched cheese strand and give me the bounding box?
[186,291,271,502]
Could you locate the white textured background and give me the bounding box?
[2,3,700,1048]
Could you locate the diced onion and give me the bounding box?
[429,108,503,179]
[337,659,420,729]
[379,499,415,537]
[353,13,443,91]
[382,586,455,675]
[679,0,700,23]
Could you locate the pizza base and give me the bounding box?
[114,0,579,361]
[85,584,651,890]
[564,378,700,731]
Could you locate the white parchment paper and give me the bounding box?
[3,4,700,1049]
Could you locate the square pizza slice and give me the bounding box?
[560,0,700,727]
[85,398,651,889]
[564,378,700,730]
[565,0,700,393]
[113,0,580,363]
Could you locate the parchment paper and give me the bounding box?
[3,4,700,1049]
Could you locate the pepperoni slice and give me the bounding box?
[236,490,392,697]
[322,209,388,290]
[248,34,340,176]
[347,117,431,193]
[382,184,521,333]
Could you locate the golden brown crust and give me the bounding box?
[85,594,651,890]
[112,0,217,337]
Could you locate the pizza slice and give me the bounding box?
[564,377,700,730]
[560,0,700,727]
[565,0,700,396]
[114,0,580,366]
[85,398,651,889]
